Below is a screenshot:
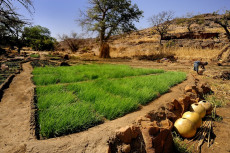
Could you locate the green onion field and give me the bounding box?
[33,64,186,138]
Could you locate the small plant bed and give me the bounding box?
[30,53,40,58]
[30,59,58,68]
[0,61,22,85]
[33,64,186,138]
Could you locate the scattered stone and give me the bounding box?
[185,85,193,92]
[135,116,151,124]
[60,62,70,66]
[178,97,190,115]
[217,63,222,66]
[141,128,155,153]
[141,121,153,129]
[130,125,140,139]
[122,144,131,153]
[186,91,198,100]
[160,119,173,131]
[63,54,69,60]
[172,99,181,110]
[165,102,174,111]
[152,129,173,153]
[116,126,132,144]
[198,82,213,94]
[165,110,180,123]
[147,125,160,136]
[1,64,9,71]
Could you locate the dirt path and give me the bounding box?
[0,62,196,153]
[0,62,35,153]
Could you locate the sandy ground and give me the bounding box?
[0,60,229,153]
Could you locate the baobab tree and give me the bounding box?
[77,0,143,58]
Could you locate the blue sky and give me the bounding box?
[14,0,230,39]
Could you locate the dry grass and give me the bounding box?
[168,26,187,34]
[171,47,221,60]
[205,27,225,33]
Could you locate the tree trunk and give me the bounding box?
[159,34,163,45]
[222,26,230,41]
[99,22,110,58]
[99,42,110,58]
[17,47,21,54]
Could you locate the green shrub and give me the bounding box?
[30,53,40,58]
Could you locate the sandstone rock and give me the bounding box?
[191,89,198,95]
[186,91,198,100]
[63,54,69,60]
[165,110,180,123]
[198,82,213,94]
[178,97,190,115]
[130,125,140,139]
[116,126,132,144]
[141,128,155,153]
[141,125,173,153]
[172,99,181,110]
[141,121,153,129]
[197,87,204,95]
[1,64,9,71]
[122,144,131,153]
[60,62,70,66]
[152,129,173,153]
[189,99,198,104]
[165,102,174,111]
[160,119,173,131]
[135,116,151,124]
[147,126,160,136]
[185,85,193,92]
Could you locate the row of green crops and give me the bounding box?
[33,64,164,85]
[33,64,187,138]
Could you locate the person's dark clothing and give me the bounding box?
[194,61,200,72]
[194,61,207,74]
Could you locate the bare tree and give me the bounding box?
[58,32,82,52]
[149,11,174,45]
[0,0,33,28]
[0,0,33,51]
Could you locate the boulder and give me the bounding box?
[165,102,174,111]
[130,125,140,139]
[185,85,193,92]
[152,129,173,153]
[63,54,69,60]
[116,126,132,144]
[160,119,173,131]
[165,110,180,123]
[121,144,131,153]
[60,62,70,66]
